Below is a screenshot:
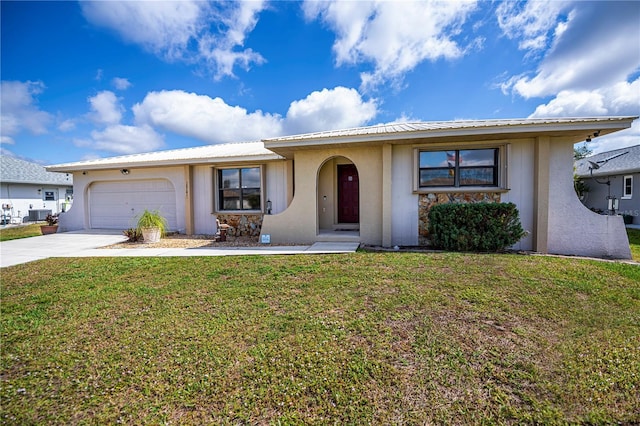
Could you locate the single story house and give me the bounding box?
[575,144,639,224]
[1,155,73,224]
[47,116,637,259]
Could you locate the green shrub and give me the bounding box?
[135,209,168,236]
[427,202,526,252]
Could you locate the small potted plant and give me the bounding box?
[40,213,59,235]
[136,209,167,243]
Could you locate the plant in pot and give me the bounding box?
[40,214,59,235]
[136,209,167,244]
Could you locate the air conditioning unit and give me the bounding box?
[28,209,52,221]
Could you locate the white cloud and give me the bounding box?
[80,0,267,80]
[133,90,283,143]
[80,1,202,61]
[496,0,570,52]
[133,87,378,143]
[89,125,164,154]
[500,2,640,98]
[197,0,267,78]
[303,0,479,90]
[111,77,132,90]
[284,87,378,134]
[58,119,76,132]
[530,79,640,118]
[0,80,53,144]
[87,91,124,125]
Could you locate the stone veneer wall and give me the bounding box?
[216,214,263,237]
[418,192,502,245]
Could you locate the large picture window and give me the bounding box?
[419,148,498,188]
[218,167,261,211]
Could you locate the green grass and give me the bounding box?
[2,253,639,424]
[0,224,44,241]
[627,228,640,262]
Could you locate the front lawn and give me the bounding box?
[1,253,639,424]
[0,224,43,241]
[628,228,640,261]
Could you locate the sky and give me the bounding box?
[1,0,639,166]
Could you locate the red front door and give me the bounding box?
[338,164,359,223]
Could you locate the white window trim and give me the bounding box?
[412,143,509,193]
[622,175,632,199]
[214,165,265,213]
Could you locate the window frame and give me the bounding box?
[622,175,633,199]
[415,146,504,191]
[215,165,264,213]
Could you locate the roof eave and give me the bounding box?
[1,179,73,186]
[577,167,640,178]
[46,154,284,173]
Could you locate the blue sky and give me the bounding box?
[1,1,639,165]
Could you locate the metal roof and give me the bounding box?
[46,141,283,172]
[45,116,637,172]
[1,155,73,185]
[264,117,636,143]
[575,144,640,178]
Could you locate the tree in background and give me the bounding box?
[573,142,592,199]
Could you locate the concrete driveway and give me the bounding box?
[0,230,360,268]
[0,230,128,268]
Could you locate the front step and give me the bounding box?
[332,223,360,231]
[317,229,361,242]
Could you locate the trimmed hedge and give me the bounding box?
[427,202,526,252]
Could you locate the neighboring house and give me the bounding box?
[1,155,73,224]
[575,144,640,224]
[47,116,637,259]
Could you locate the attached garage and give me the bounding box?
[88,179,178,230]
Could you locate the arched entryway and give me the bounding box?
[317,157,360,238]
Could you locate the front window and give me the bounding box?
[218,167,261,211]
[623,175,633,199]
[419,148,498,188]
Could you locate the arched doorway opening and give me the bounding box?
[317,156,360,238]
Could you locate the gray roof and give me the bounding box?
[1,155,73,185]
[575,144,640,178]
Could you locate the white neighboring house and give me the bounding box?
[1,155,73,224]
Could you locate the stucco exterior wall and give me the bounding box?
[58,167,187,233]
[547,140,631,259]
[390,145,419,246]
[192,165,215,235]
[261,146,383,245]
[500,139,535,251]
[389,139,536,251]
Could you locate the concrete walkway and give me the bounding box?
[0,230,360,268]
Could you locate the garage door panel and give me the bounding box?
[89,180,177,230]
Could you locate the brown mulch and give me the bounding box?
[106,234,262,249]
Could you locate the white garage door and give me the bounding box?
[89,179,178,230]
